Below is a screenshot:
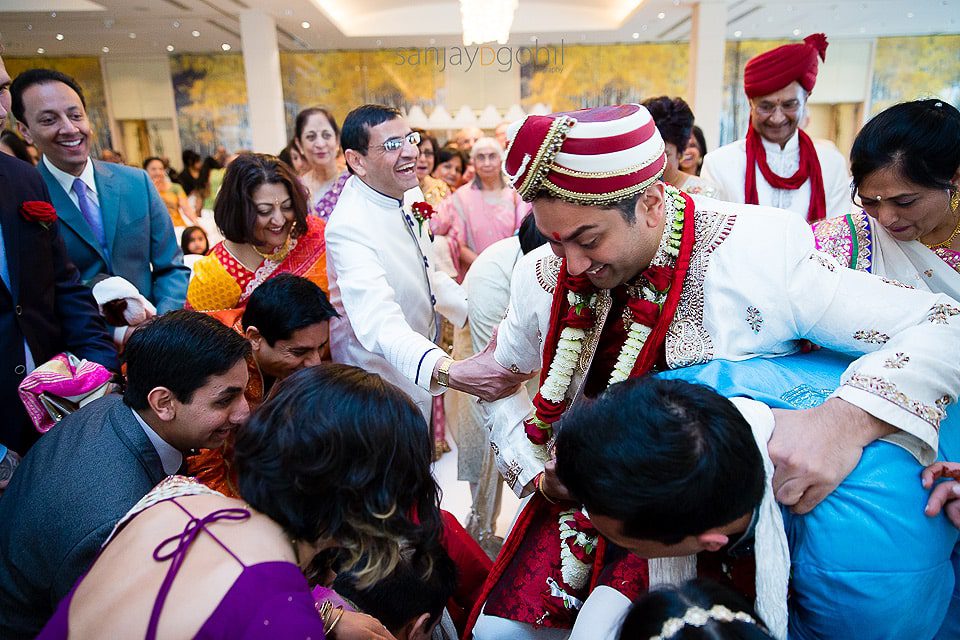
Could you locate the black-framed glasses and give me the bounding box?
[371,131,421,153]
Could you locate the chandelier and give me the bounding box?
[460,0,518,46]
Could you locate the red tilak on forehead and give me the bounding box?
[552,232,561,241]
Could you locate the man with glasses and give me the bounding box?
[702,33,850,223]
[326,104,527,422]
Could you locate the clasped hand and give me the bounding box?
[446,328,533,402]
[768,398,893,514]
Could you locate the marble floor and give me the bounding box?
[432,435,521,538]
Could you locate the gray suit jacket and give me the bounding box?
[37,159,190,313]
[0,395,168,639]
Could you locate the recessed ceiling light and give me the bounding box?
[192,30,201,37]
[530,35,537,42]
[166,44,175,52]
[173,21,181,28]
[104,18,114,28]
[632,32,639,39]
[429,38,436,45]
[284,8,294,16]
[907,11,914,17]
[129,32,137,39]
[221,43,231,51]
[102,46,110,53]
[50,11,57,17]
[734,30,743,37]
[301,21,310,29]
[792,28,801,36]
[56,33,64,40]
[641,24,648,31]
[37,47,45,54]
[26,23,33,31]
[376,39,382,46]
[657,12,666,19]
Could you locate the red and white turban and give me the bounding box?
[744,33,829,99]
[502,104,666,206]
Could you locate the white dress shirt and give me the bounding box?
[701,130,850,218]
[130,407,182,475]
[42,156,100,209]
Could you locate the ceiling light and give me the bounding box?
[301,21,310,29]
[166,44,175,52]
[631,32,639,39]
[37,47,45,54]
[104,18,114,28]
[26,23,33,31]
[641,24,648,31]
[461,0,518,46]
[50,11,57,17]
[734,30,743,37]
[103,46,111,53]
[56,33,64,40]
[130,32,138,39]
[907,11,914,17]
[429,38,436,44]
[221,43,231,51]
[284,8,294,16]
[792,28,801,35]
[192,30,201,37]
[172,20,181,28]
[657,12,666,19]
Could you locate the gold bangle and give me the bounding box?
[436,356,454,388]
[536,472,557,504]
[324,605,345,635]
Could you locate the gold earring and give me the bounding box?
[951,188,960,213]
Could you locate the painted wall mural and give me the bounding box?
[519,42,689,113]
[169,53,250,157]
[870,35,960,116]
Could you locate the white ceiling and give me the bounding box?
[0,0,956,57]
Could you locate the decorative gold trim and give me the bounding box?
[541,175,660,207]
[845,373,946,428]
[517,116,576,200]
[548,142,666,179]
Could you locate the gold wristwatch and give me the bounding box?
[436,357,454,388]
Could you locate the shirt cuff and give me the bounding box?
[833,384,937,465]
[416,347,448,394]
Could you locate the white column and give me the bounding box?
[239,10,287,153]
[687,1,727,151]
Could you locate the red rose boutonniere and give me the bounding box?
[20,201,58,230]
[411,201,435,236]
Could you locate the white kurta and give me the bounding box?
[486,198,960,496]
[326,176,467,420]
[701,131,851,218]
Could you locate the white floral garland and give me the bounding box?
[536,186,686,408]
[558,508,598,591]
[542,186,687,607]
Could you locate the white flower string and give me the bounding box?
[525,185,687,447]
[607,189,684,384]
[557,508,597,591]
[648,604,759,640]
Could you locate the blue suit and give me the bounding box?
[0,153,118,454]
[659,352,959,640]
[37,159,189,313]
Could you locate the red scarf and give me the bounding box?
[745,126,826,222]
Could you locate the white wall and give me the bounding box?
[101,56,181,168]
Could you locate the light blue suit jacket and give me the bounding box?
[37,159,189,313]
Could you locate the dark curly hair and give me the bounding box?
[642,96,696,153]
[233,364,442,588]
[213,152,309,245]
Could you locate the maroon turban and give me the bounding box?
[743,33,828,98]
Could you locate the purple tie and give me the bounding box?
[71,177,110,262]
